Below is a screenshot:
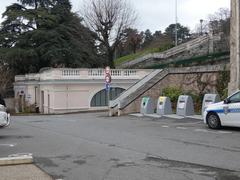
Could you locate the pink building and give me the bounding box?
[14,68,151,114]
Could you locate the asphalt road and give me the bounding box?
[1,113,240,180]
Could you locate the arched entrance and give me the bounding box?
[91,87,125,107]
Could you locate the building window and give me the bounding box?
[91,88,125,107]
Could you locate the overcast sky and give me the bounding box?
[0,0,230,32]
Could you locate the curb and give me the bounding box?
[0,155,33,166]
[12,109,108,116]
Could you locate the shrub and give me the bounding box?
[163,87,204,114]
[216,69,230,99]
[185,91,204,114]
[162,86,183,103]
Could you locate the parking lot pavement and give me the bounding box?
[1,112,240,180]
[0,164,53,180]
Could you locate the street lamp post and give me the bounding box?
[200,19,203,35]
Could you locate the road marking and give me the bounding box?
[176,127,188,130]
[194,129,220,134]
[194,129,233,134]
[194,129,209,133]
[162,125,169,128]
[0,144,16,147]
[217,131,232,134]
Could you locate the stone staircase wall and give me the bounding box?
[109,64,227,116]
[119,34,229,69]
[109,69,161,108]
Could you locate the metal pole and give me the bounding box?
[175,0,178,46]
[200,19,203,36]
[107,88,110,106]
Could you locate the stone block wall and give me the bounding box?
[119,72,219,115]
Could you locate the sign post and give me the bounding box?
[105,66,111,106]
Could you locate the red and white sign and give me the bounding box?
[105,66,111,75]
[105,74,111,84]
[105,66,111,87]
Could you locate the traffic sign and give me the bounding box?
[105,66,111,75]
[105,74,111,84]
[105,66,111,93]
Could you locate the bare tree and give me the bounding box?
[208,8,230,22]
[208,8,230,35]
[82,0,137,68]
[194,20,209,36]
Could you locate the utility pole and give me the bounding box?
[175,0,178,46]
[200,19,203,36]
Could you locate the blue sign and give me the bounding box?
[105,83,110,91]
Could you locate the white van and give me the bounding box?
[203,90,240,129]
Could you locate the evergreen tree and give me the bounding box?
[165,23,190,44]
[0,0,103,74]
[142,29,153,48]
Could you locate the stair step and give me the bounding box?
[110,70,168,110]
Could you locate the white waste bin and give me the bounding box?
[140,97,154,115]
[176,95,195,116]
[157,96,172,115]
[202,94,220,115]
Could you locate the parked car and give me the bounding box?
[0,105,10,128]
[204,90,240,129]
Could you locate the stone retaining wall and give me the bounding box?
[119,69,222,115]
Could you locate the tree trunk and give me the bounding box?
[133,44,137,54]
[108,50,115,68]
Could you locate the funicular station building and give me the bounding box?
[14,68,151,114]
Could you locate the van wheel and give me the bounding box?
[207,112,221,129]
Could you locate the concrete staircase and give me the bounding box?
[109,64,227,116]
[109,69,169,116]
[120,35,210,68]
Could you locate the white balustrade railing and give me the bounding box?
[15,68,151,81]
[88,69,104,76]
[88,69,137,77]
[62,69,80,76]
[15,74,40,81]
[123,70,137,76]
[111,69,121,76]
[15,75,27,81]
[88,69,138,78]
